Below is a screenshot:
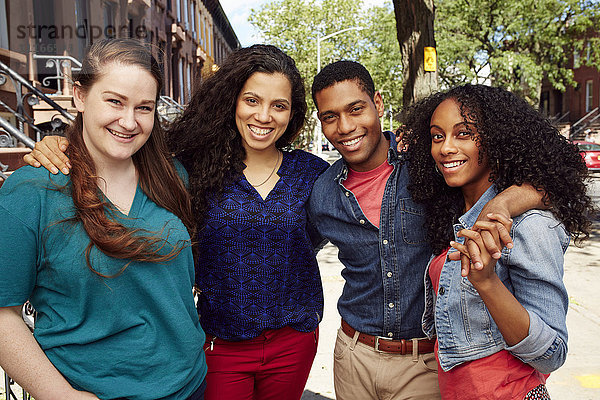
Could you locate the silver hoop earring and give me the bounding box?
[434,164,443,176]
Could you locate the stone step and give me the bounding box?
[0,148,31,188]
[0,169,13,186]
[32,94,77,126]
[0,147,31,170]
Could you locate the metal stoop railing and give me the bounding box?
[158,95,185,126]
[32,54,82,96]
[571,107,599,140]
[0,59,75,148]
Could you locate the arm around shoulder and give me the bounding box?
[484,184,547,219]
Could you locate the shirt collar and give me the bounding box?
[335,131,401,182]
[455,184,499,231]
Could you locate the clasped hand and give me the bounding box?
[449,212,513,284]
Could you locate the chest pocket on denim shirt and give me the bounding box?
[398,198,427,244]
[459,278,493,343]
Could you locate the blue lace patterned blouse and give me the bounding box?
[196,150,329,341]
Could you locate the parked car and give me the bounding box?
[573,140,600,172]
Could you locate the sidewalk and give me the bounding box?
[302,222,600,399]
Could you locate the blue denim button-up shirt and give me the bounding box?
[422,185,569,374]
[308,133,431,339]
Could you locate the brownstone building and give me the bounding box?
[541,36,600,140]
[0,0,240,181]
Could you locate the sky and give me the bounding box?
[220,0,389,46]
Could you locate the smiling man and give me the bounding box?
[308,61,546,400]
[308,60,440,400]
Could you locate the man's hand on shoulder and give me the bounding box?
[448,183,546,275]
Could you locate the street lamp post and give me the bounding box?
[316,27,364,72]
[315,26,364,155]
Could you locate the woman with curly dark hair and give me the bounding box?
[401,84,593,399]
[24,44,328,400]
[167,44,328,399]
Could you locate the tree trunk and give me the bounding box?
[393,0,438,106]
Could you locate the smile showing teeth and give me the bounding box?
[249,126,273,136]
[107,128,134,139]
[442,160,466,168]
[341,136,362,146]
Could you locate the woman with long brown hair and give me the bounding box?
[0,39,207,399]
[23,44,327,400]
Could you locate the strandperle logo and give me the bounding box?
[14,21,148,41]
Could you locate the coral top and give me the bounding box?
[429,250,547,400]
[344,159,394,228]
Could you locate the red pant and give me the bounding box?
[203,326,318,400]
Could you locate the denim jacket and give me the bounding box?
[308,133,432,339]
[422,185,569,374]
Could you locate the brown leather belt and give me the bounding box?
[341,319,435,355]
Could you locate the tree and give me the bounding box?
[434,0,600,103]
[249,0,403,144]
[393,0,438,106]
[361,4,405,123]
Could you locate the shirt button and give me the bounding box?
[388,302,394,308]
[439,287,445,295]
[383,239,388,245]
[388,332,393,337]
[359,219,365,224]
[345,192,350,197]
[387,271,393,278]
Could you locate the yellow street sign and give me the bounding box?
[424,47,437,72]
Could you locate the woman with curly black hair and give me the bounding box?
[24,45,328,400]
[401,84,593,399]
[166,45,328,400]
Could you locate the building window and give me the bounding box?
[186,61,192,101]
[183,0,189,29]
[574,50,581,69]
[175,0,180,22]
[586,42,592,63]
[191,1,197,40]
[102,1,116,38]
[0,0,9,49]
[540,91,550,117]
[586,80,593,113]
[179,58,185,103]
[158,40,166,95]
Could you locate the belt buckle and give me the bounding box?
[374,336,393,352]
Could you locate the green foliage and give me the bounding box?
[249,0,402,144]
[435,0,600,104]
[361,4,404,119]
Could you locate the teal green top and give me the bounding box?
[0,166,206,400]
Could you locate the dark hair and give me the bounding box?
[168,44,306,224]
[311,60,375,107]
[66,38,194,277]
[400,84,593,254]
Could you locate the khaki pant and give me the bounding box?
[333,327,441,400]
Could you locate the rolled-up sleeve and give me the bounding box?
[504,211,569,374]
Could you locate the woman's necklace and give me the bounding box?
[250,151,281,188]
